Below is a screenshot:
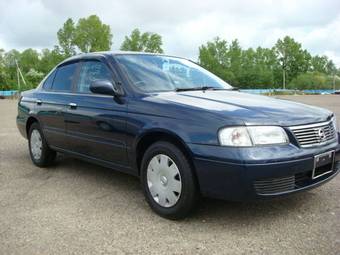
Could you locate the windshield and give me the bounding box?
[115,54,233,92]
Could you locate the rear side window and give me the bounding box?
[77,61,112,93]
[52,63,78,91]
[42,70,56,90]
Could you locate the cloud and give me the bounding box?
[0,0,339,65]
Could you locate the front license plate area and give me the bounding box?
[313,151,335,179]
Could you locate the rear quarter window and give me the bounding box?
[42,70,56,90]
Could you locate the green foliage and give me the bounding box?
[199,39,278,88]
[26,68,44,88]
[2,49,20,89]
[0,15,114,91]
[198,37,235,83]
[199,35,338,90]
[0,13,339,92]
[0,47,67,91]
[73,15,112,52]
[19,49,40,73]
[0,49,9,90]
[288,72,326,90]
[274,36,311,87]
[238,47,277,88]
[57,18,76,56]
[57,15,113,54]
[311,55,336,74]
[120,28,164,53]
[288,72,340,90]
[38,47,65,74]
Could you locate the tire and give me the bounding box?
[28,122,56,167]
[140,141,199,220]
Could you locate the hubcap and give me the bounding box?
[146,154,182,208]
[30,129,42,160]
[160,176,168,186]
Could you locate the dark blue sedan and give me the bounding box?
[17,52,340,219]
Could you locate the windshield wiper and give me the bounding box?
[175,86,238,92]
[175,86,216,92]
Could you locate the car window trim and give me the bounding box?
[38,89,115,98]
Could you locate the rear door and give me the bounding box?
[35,62,79,149]
[64,59,128,167]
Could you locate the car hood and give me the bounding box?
[151,91,332,126]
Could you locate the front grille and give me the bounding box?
[289,120,336,148]
[254,167,337,195]
[254,176,295,195]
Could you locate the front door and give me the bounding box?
[64,60,128,167]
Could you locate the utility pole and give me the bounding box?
[16,63,20,91]
[281,53,286,90]
[283,69,286,90]
[15,60,26,92]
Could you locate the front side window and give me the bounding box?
[77,61,112,93]
[52,62,78,91]
[115,54,232,92]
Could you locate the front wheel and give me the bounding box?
[28,122,56,167]
[140,141,199,220]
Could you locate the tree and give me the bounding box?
[57,18,76,56]
[19,48,40,73]
[274,36,311,89]
[2,22,340,91]
[0,49,4,63]
[3,50,21,89]
[238,47,276,88]
[73,15,112,52]
[38,47,65,74]
[198,38,277,88]
[0,49,10,90]
[255,47,278,87]
[310,55,336,75]
[198,37,235,83]
[325,59,337,75]
[238,48,258,88]
[288,72,328,90]
[228,39,242,86]
[26,68,44,88]
[120,28,164,53]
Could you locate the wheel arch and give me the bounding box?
[26,116,39,137]
[135,129,197,178]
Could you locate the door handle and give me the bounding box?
[36,99,42,105]
[69,103,77,109]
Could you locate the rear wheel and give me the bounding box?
[28,122,56,167]
[141,141,199,220]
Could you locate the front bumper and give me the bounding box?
[189,138,340,201]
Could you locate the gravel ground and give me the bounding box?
[0,95,339,255]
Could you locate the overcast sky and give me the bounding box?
[0,0,340,66]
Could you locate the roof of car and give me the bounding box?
[58,51,188,66]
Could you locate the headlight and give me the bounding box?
[218,126,288,147]
[218,127,252,147]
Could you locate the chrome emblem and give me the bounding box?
[318,128,327,141]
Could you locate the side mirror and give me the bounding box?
[90,80,124,97]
